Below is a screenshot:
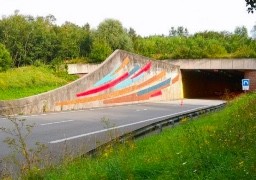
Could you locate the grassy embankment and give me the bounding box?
[26,93,256,179]
[0,66,78,100]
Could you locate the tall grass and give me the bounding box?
[0,66,78,100]
[24,92,256,179]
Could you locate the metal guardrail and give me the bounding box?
[87,103,226,156]
[130,103,226,139]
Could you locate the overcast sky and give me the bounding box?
[0,0,256,36]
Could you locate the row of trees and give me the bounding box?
[134,28,256,60]
[0,11,256,71]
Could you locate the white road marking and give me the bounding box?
[49,105,209,144]
[16,104,145,118]
[40,120,74,126]
[136,109,148,112]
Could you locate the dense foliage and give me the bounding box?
[0,12,256,71]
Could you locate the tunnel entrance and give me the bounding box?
[181,69,244,99]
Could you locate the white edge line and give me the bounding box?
[49,105,209,144]
[40,120,74,126]
[14,104,145,118]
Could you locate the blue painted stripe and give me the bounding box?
[115,65,140,90]
[128,65,140,76]
[137,78,171,96]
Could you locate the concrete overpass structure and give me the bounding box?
[68,58,256,99]
[0,50,182,115]
[168,59,256,98]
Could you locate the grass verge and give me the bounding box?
[0,66,78,100]
[23,93,256,179]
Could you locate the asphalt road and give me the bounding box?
[0,99,225,166]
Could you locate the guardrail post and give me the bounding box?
[157,124,162,133]
[169,120,175,126]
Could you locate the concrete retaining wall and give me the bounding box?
[67,64,100,75]
[0,50,182,115]
[168,59,256,70]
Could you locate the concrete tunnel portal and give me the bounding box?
[67,58,256,101]
[181,69,244,99]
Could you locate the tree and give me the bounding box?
[246,0,256,13]
[234,26,248,37]
[95,19,133,51]
[26,15,58,64]
[0,12,31,66]
[0,12,57,66]
[169,26,189,37]
[56,21,84,59]
[89,38,112,62]
[0,43,12,71]
[251,24,256,39]
[80,23,93,57]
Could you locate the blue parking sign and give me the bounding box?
[242,79,250,90]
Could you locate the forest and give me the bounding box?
[0,11,256,72]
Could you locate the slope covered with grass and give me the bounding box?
[27,93,256,179]
[0,66,78,100]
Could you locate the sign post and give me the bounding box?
[242,79,250,92]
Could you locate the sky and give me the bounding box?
[0,0,256,36]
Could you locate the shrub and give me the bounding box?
[232,45,256,58]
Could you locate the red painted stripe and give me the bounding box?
[150,90,162,97]
[131,62,151,79]
[76,72,129,97]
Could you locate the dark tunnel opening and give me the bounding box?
[181,69,244,99]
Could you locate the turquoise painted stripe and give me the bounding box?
[115,65,140,90]
[93,67,118,87]
[137,78,171,96]
[132,73,145,82]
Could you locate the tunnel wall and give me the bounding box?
[244,70,256,91]
[181,70,243,98]
[0,50,182,115]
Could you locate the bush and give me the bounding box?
[232,45,256,58]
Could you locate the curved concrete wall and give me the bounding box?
[0,50,182,115]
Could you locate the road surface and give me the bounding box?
[0,99,225,166]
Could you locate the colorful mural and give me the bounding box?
[56,56,179,107]
[0,50,182,116]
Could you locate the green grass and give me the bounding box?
[24,92,256,179]
[0,66,78,100]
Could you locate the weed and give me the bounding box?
[0,116,47,178]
